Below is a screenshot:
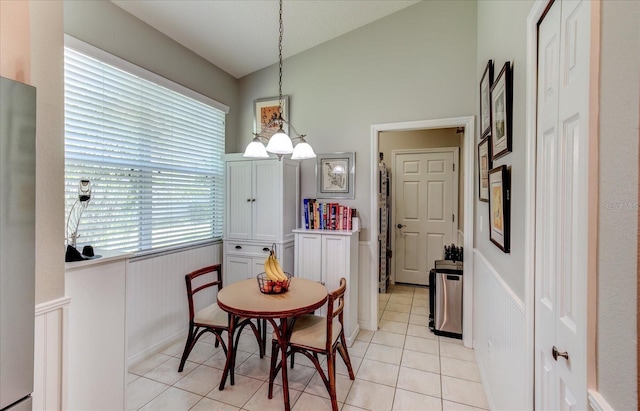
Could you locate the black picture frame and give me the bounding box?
[490,62,513,160]
[478,135,492,202]
[488,165,510,253]
[480,60,494,138]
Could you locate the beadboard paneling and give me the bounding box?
[473,250,526,411]
[33,297,70,411]
[126,243,221,366]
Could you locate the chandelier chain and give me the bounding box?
[278,0,284,115]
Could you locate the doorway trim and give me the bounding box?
[390,147,460,285]
[370,116,474,347]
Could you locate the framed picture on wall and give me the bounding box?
[490,62,512,160]
[254,95,289,137]
[488,165,510,253]
[316,152,355,199]
[480,60,494,138]
[478,135,492,202]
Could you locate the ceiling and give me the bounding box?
[110,0,420,79]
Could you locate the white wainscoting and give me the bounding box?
[126,243,222,367]
[33,296,70,411]
[473,250,526,411]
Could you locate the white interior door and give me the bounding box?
[394,150,456,285]
[535,0,590,409]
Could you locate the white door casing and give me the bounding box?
[393,149,458,285]
[534,0,590,409]
[370,117,474,347]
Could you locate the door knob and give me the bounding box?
[397,224,405,229]
[552,346,569,361]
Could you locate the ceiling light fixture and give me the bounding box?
[243,0,315,160]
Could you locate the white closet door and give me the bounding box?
[535,1,590,409]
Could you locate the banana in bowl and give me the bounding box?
[258,249,291,294]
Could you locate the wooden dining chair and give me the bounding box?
[268,277,355,411]
[178,264,264,372]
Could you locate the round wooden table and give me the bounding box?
[217,277,328,411]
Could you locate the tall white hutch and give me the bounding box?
[223,154,299,285]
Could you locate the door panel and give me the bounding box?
[226,162,252,240]
[535,0,589,409]
[395,151,454,285]
[253,161,281,242]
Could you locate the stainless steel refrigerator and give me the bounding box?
[0,77,36,411]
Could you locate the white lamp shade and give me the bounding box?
[243,140,269,158]
[291,141,316,159]
[265,131,294,155]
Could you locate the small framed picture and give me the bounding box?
[316,152,355,199]
[477,136,492,202]
[488,165,510,253]
[254,96,289,137]
[480,60,494,138]
[490,62,512,160]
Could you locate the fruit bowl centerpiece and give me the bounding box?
[258,248,291,294]
[257,272,291,294]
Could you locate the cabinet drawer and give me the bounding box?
[226,242,273,256]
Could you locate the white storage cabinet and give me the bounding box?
[224,154,299,285]
[293,228,360,345]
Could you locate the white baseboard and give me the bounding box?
[128,328,185,368]
[588,389,615,411]
[345,324,360,347]
[33,296,70,411]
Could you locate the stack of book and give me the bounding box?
[303,199,356,231]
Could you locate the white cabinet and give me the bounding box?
[293,229,360,345]
[224,154,299,285]
[224,242,294,284]
[65,251,131,411]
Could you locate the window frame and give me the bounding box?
[64,35,228,256]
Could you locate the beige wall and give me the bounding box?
[0,0,30,83]
[596,0,639,408]
[379,128,465,232]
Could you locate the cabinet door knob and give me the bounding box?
[235,245,242,250]
[246,198,251,202]
[252,198,256,202]
[262,247,270,252]
[397,224,405,229]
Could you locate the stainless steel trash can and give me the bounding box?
[433,260,463,339]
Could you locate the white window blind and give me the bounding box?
[64,44,226,253]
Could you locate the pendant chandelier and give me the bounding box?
[243,0,315,160]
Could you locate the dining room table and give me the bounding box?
[216,276,328,411]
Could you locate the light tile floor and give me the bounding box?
[127,284,489,410]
